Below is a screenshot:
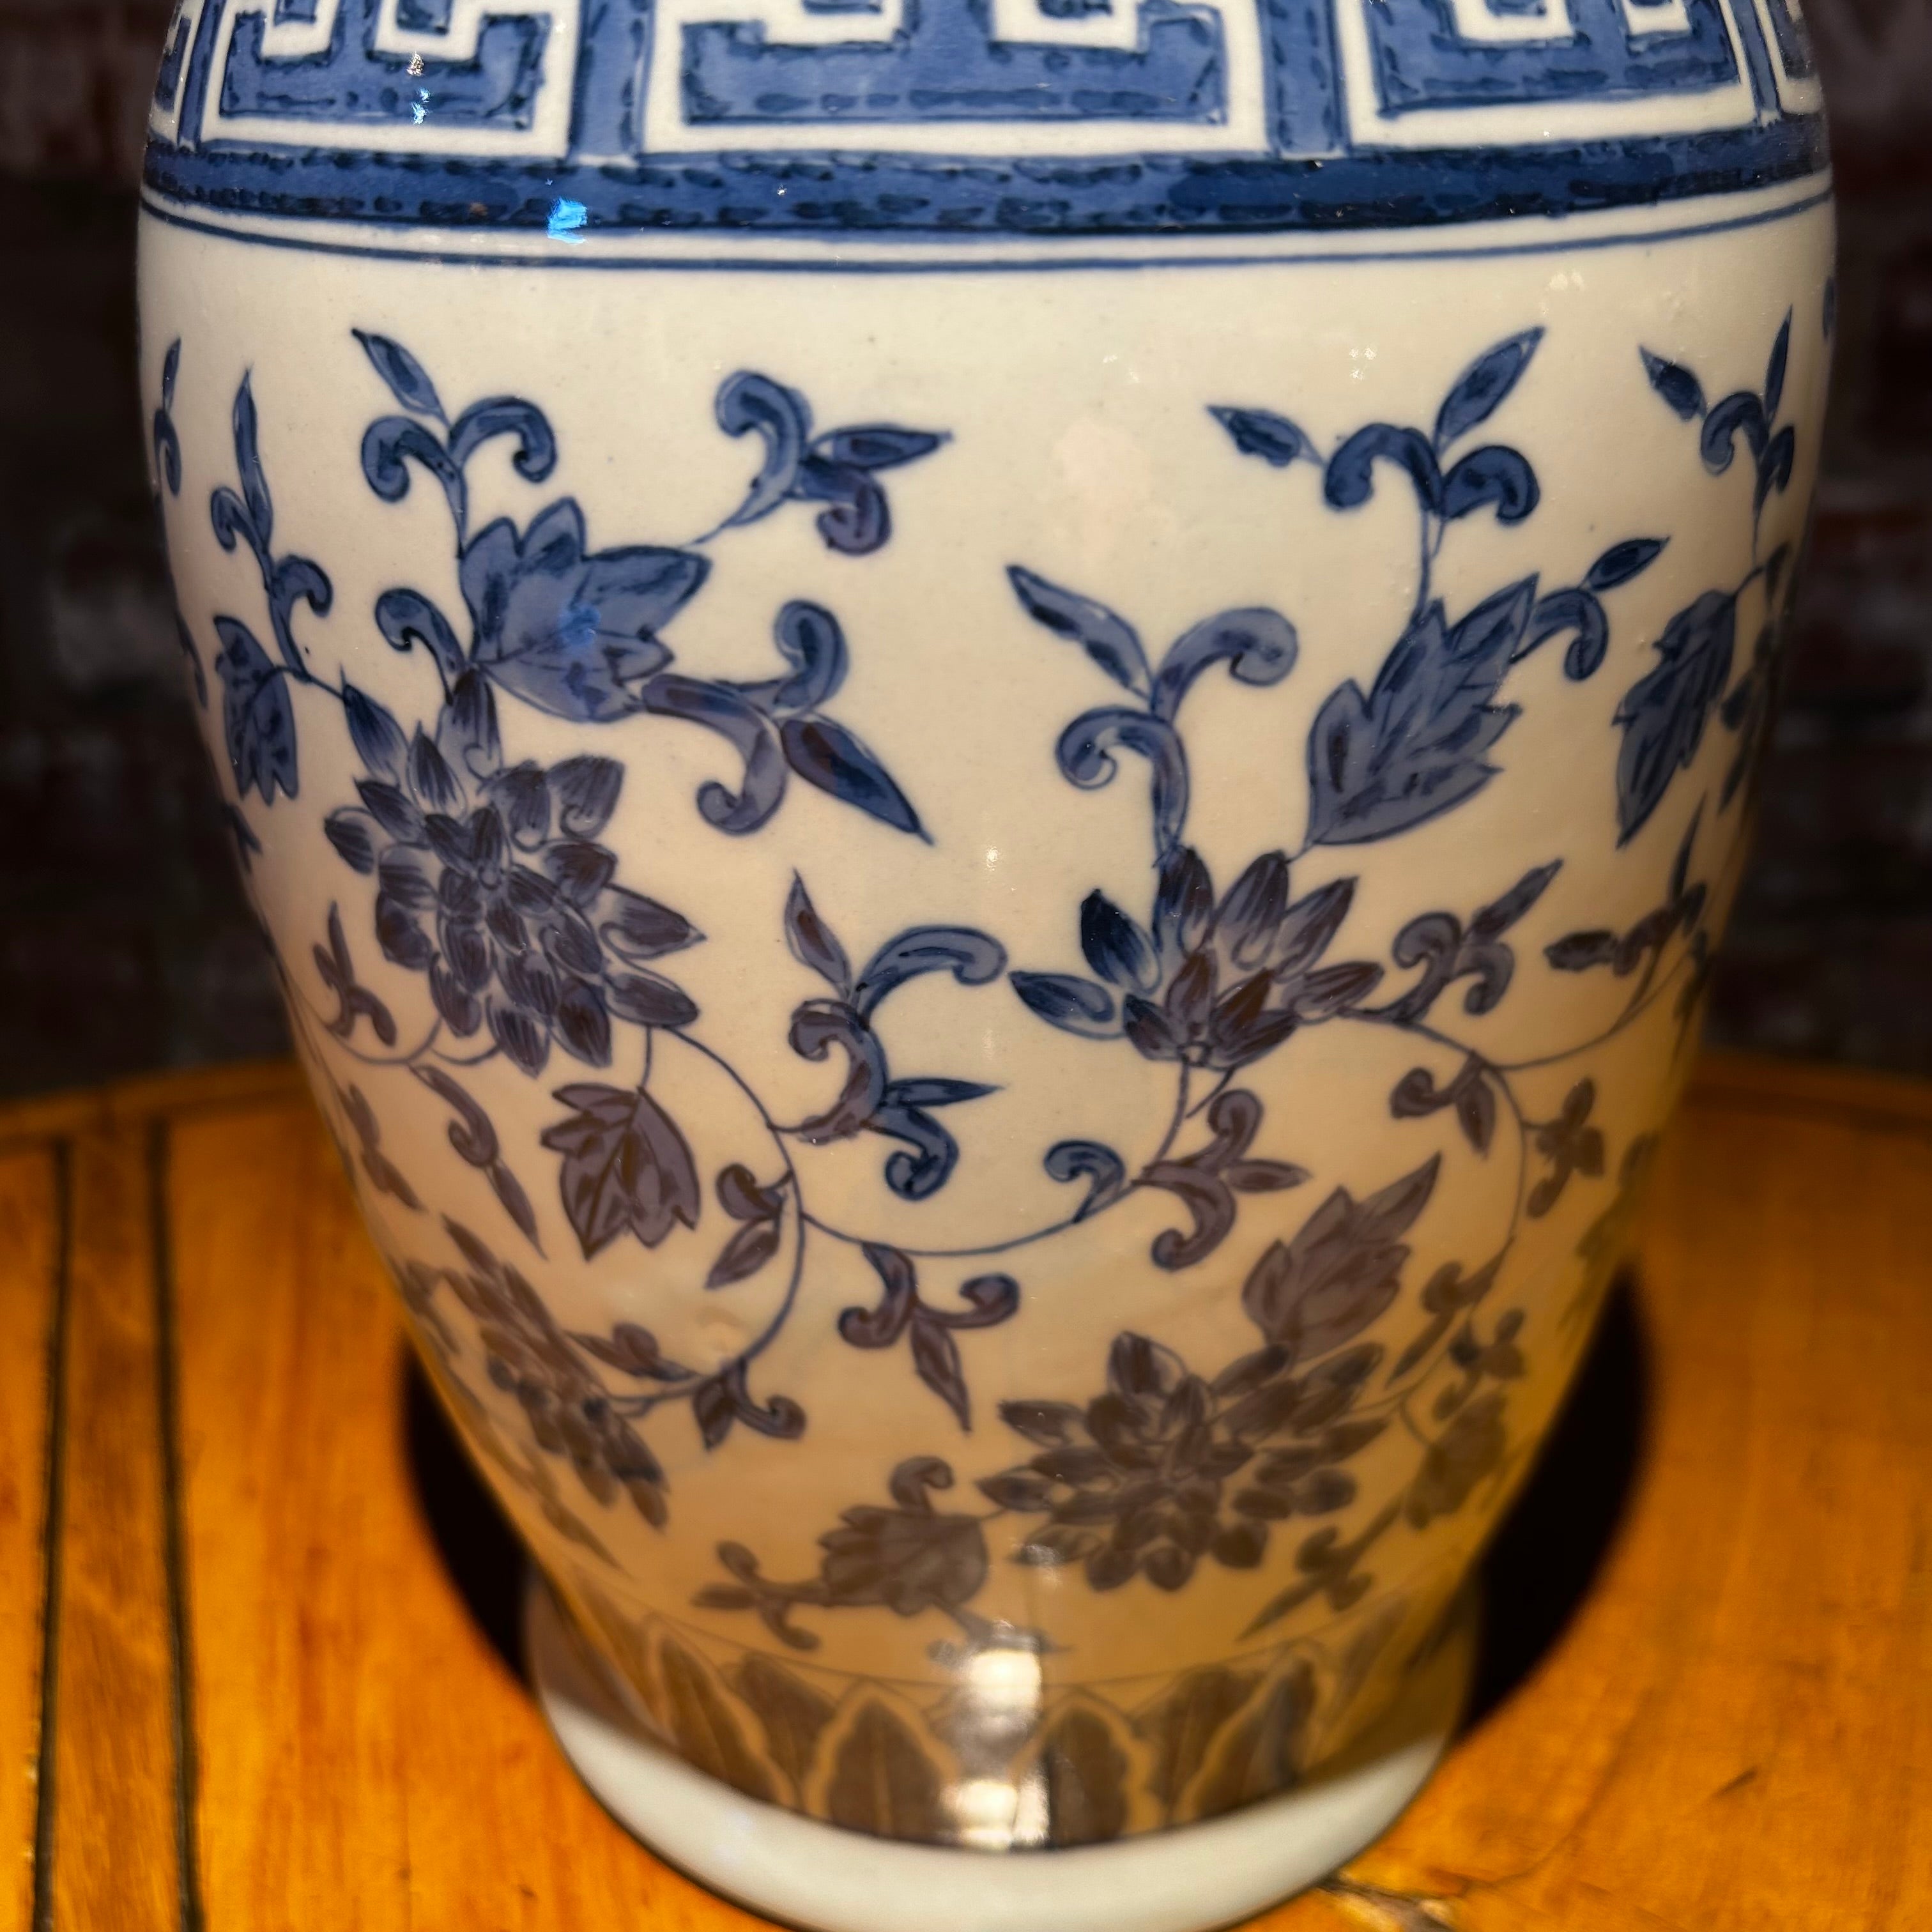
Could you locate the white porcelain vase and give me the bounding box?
[139,1,1832,1920]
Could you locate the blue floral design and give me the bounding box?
[351,334,930,839]
[1616,313,1801,841]
[1217,328,1669,848]
[709,369,947,556]
[1016,845,1379,1073]
[151,337,182,497]
[322,683,701,1077]
[457,498,705,723]
[203,369,334,803]
[169,307,1813,1597]
[148,336,208,710]
[779,876,1006,1202]
[1007,567,1299,861]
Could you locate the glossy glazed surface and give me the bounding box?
[140,0,1831,1868]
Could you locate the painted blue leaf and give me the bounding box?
[1043,1140,1128,1219]
[1273,878,1354,974]
[556,978,613,1069]
[213,617,297,804]
[490,762,551,848]
[885,1078,996,1108]
[408,726,463,813]
[360,415,460,508]
[780,714,925,839]
[854,928,1006,1016]
[874,1105,962,1203]
[640,675,786,834]
[438,670,502,779]
[374,588,466,687]
[1324,425,1443,516]
[447,397,556,481]
[1613,589,1738,844]
[785,875,852,995]
[1057,708,1188,858]
[152,348,181,494]
[544,838,610,912]
[601,891,698,969]
[1079,892,1159,992]
[717,371,811,528]
[1452,577,1539,664]
[1214,852,1291,969]
[814,426,944,471]
[1434,329,1542,448]
[209,486,256,562]
[841,1244,916,1347]
[259,555,332,675]
[548,754,624,838]
[1151,608,1298,720]
[343,683,408,782]
[272,558,333,627]
[1209,406,1311,468]
[606,971,700,1029]
[1010,972,1119,1038]
[795,457,889,555]
[1641,349,1706,421]
[1152,845,1214,963]
[1764,311,1791,421]
[324,811,376,873]
[353,330,446,422]
[1700,393,1768,475]
[788,1002,889,1142]
[540,1083,701,1258]
[462,501,704,723]
[1303,585,1531,847]
[1521,587,1609,681]
[232,373,272,548]
[356,779,424,845]
[1117,991,1178,1061]
[1585,537,1667,593]
[1008,567,1151,698]
[1755,426,1795,512]
[763,601,848,714]
[154,417,181,497]
[1440,446,1539,525]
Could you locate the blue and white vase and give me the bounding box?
[139,3,1831,1922]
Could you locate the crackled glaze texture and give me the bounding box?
[140,0,1830,1882]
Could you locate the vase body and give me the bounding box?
[139,0,1830,1910]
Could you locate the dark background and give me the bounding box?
[2,0,1927,1100]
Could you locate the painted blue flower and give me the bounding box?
[459,499,708,723]
[324,675,704,1077]
[1013,847,1383,1072]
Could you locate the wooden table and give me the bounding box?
[4,1052,1931,1932]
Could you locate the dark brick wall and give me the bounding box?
[0,0,1925,1098]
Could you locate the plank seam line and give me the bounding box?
[151,1119,207,1932]
[29,1143,72,1932]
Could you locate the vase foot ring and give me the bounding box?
[526,1575,1475,1932]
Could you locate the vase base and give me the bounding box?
[525,1576,1475,1932]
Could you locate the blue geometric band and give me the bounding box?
[143,0,1829,234]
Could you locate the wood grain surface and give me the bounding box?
[3,1052,1929,1932]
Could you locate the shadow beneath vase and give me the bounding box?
[1464,1268,1652,1729]
[399,1269,1653,1721]
[402,1357,529,1685]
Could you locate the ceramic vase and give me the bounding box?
[139,0,1831,1920]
